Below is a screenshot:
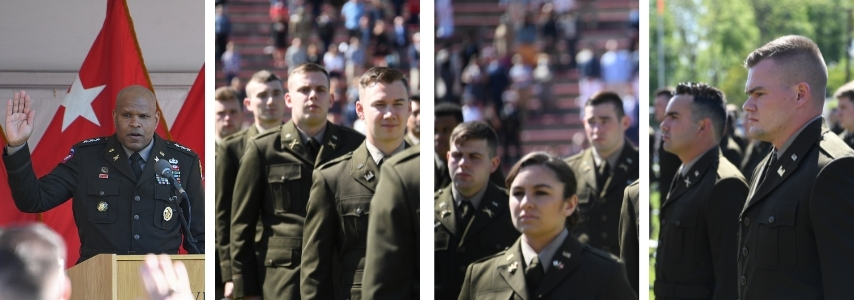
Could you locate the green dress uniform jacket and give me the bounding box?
[434,182,519,300]
[362,145,421,300]
[738,119,854,299]
[301,140,408,300]
[739,140,772,183]
[435,152,507,192]
[458,235,637,300]
[230,121,363,299]
[3,134,205,264]
[564,139,639,255]
[618,180,640,295]
[655,148,747,300]
[215,125,259,284]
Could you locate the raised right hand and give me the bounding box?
[5,91,35,147]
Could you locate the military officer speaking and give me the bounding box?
[434,121,519,300]
[229,63,364,299]
[301,67,411,300]
[2,85,204,264]
[565,91,639,255]
[216,70,289,299]
[655,82,748,300]
[738,35,854,299]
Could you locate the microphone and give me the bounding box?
[154,159,188,202]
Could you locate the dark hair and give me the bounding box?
[585,91,625,118]
[834,81,854,103]
[674,82,727,141]
[505,152,580,229]
[0,224,67,300]
[359,67,410,96]
[249,70,283,84]
[215,86,241,104]
[435,102,464,124]
[409,94,420,102]
[744,35,827,103]
[450,121,499,157]
[290,62,331,86]
[654,87,673,100]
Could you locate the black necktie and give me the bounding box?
[130,152,143,180]
[669,172,683,196]
[308,138,321,161]
[596,160,610,189]
[525,256,545,298]
[758,151,777,187]
[458,201,475,232]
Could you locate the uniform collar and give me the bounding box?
[365,140,406,165]
[451,184,488,211]
[521,229,569,272]
[121,138,154,162]
[296,124,327,145]
[777,115,821,155]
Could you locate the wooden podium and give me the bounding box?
[66,254,205,300]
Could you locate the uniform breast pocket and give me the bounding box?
[475,289,515,300]
[268,163,302,213]
[339,196,372,246]
[86,181,119,224]
[479,231,512,252]
[756,200,797,270]
[263,237,302,268]
[153,185,179,230]
[663,214,698,263]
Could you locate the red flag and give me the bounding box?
[29,0,170,268]
[171,64,206,175]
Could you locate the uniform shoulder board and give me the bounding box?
[473,250,507,264]
[317,151,353,170]
[434,188,444,199]
[584,244,620,262]
[166,140,196,155]
[77,136,109,147]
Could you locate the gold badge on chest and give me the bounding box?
[97,201,108,212]
[163,207,173,221]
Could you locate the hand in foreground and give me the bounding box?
[223,281,234,299]
[5,91,35,147]
[139,254,194,300]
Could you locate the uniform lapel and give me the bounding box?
[350,142,379,192]
[136,135,167,188]
[662,147,718,209]
[535,235,584,297]
[460,184,507,245]
[279,121,313,165]
[104,134,136,181]
[601,141,638,198]
[497,239,530,300]
[577,149,599,203]
[434,186,459,237]
[316,122,341,166]
[743,119,822,213]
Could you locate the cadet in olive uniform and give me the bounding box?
[2,86,204,264]
[652,88,681,198]
[459,152,636,300]
[833,81,854,149]
[362,145,420,300]
[738,36,854,299]
[655,83,747,300]
[230,64,364,300]
[434,103,506,192]
[565,91,639,256]
[404,95,420,146]
[213,85,243,298]
[215,71,286,298]
[434,122,519,300]
[618,180,639,295]
[301,67,411,300]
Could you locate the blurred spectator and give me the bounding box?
[345,37,367,83]
[290,7,312,44]
[285,37,308,72]
[0,223,70,300]
[324,43,346,79]
[367,0,393,25]
[462,96,483,122]
[408,32,421,92]
[230,77,247,101]
[221,41,242,85]
[558,10,579,68]
[392,16,410,64]
[538,3,558,55]
[436,0,454,39]
[499,90,523,163]
[532,53,554,113]
[307,42,322,64]
[494,15,515,58]
[576,44,602,108]
[461,54,486,104]
[215,4,231,61]
[508,54,533,117]
[270,3,289,69]
[600,39,632,95]
[405,95,421,145]
[486,50,510,111]
[370,20,392,67]
[515,13,538,66]
[359,15,373,51]
[342,0,366,38]
[316,6,337,55]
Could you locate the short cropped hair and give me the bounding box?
[654,87,674,100]
[290,62,331,86]
[435,102,464,124]
[744,35,827,103]
[585,91,625,118]
[449,121,499,157]
[215,86,241,103]
[834,81,854,104]
[359,67,410,96]
[410,94,420,102]
[0,224,67,300]
[674,82,727,141]
[505,152,580,229]
[249,70,283,84]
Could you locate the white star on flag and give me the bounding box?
[61,75,105,132]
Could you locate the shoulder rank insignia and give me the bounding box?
[172,142,192,152]
[83,138,101,143]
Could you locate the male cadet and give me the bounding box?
[404,94,420,145]
[618,180,639,295]
[655,82,747,300]
[833,81,854,148]
[738,35,854,299]
[216,70,287,299]
[301,67,411,300]
[653,88,680,202]
[434,102,506,192]
[230,63,364,300]
[565,91,639,255]
[2,86,204,263]
[363,145,420,299]
[214,86,244,146]
[434,121,519,300]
